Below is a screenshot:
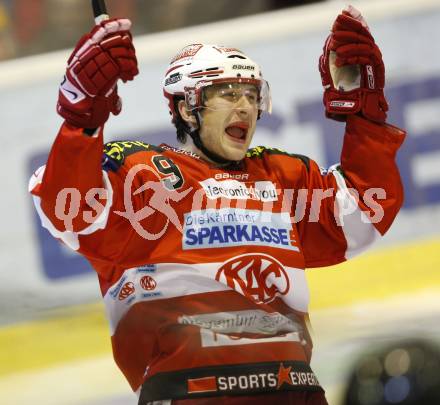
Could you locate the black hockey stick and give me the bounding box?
[80,0,109,136]
[92,0,109,24]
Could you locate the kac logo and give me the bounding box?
[215,253,290,304]
[118,282,135,300]
[140,275,157,291]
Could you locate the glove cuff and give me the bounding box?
[57,92,119,128]
[323,88,388,123]
[324,88,362,116]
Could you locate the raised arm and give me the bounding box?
[29,18,138,248]
[284,7,405,267]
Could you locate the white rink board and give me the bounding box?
[1,0,440,320]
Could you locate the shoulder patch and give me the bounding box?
[102,141,163,171]
[246,146,310,171]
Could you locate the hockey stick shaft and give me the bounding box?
[92,0,109,24]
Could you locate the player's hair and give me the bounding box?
[172,96,189,144]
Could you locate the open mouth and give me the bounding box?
[225,122,249,143]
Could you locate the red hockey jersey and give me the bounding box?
[29,115,405,401]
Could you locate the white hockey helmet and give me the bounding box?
[163,44,272,123]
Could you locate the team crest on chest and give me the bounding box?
[215,253,290,304]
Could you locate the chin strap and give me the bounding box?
[188,111,239,166]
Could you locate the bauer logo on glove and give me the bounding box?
[319,5,389,123]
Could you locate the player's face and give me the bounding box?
[199,83,259,162]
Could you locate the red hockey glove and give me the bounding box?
[57,18,138,129]
[319,6,388,123]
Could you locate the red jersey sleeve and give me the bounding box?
[28,123,157,280]
[268,115,405,268]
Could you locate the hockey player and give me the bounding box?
[29,6,405,405]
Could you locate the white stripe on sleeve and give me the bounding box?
[29,165,114,251]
